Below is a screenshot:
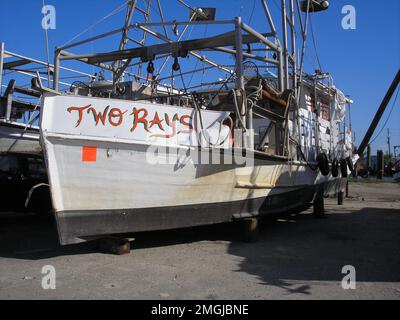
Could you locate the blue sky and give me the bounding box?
[0,0,399,155]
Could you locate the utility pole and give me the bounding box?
[394,145,400,158]
[367,144,371,172]
[387,128,391,161]
[377,150,384,179]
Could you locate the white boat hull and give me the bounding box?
[43,137,345,244]
[40,95,346,244]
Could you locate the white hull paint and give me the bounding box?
[43,136,343,212]
[41,95,346,244]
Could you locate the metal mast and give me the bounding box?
[112,0,138,83]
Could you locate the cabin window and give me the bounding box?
[320,101,330,121]
[310,95,330,121]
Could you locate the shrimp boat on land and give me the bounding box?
[35,0,354,245]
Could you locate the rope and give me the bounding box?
[290,137,319,171]
[205,72,236,109]
[192,96,232,148]
[231,89,246,129]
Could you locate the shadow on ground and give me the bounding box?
[0,212,98,259]
[228,207,400,295]
[0,205,399,295]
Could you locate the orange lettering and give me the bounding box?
[149,112,164,131]
[67,104,91,127]
[88,106,110,126]
[131,108,149,132]
[108,108,126,127]
[180,115,193,129]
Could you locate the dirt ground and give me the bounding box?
[0,181,399,300]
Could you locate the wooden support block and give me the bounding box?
[97,237,131,255]
[313,190,325,218]
[242,218,260,243]
[338,191,344,205]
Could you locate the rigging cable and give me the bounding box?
[309,15,323,71]
[61,1,130,47]
[41,0,51,86]
[369,87,399,145]
[187,25,208,88]
[248,0,256,25]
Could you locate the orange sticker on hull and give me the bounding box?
[82,146,97,162]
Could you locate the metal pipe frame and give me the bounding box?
[53,50,60,90]
[133,20,235,28]
[59,20,235,52]
[261,0,277,35]
[51,1,286,103]
[3,0,319,159]
[289,0,297,91]
[118,0,138,52]
[112,0,138,83]
[281,0,290,90]
[5,50,95,80]
[134,25,233,74]
[0,48,97,93]
[211,47,278,65]
[157,65,216,82]
[0,42,4,95]
[297,0,311,97]
[154,10,197,79]
[138,20,280,83]
[240,23,280,52]
[14,69,73,89]
[177,0,208,20]
[234,17,252,149]
[136,0,153,77]
[51,0,287,92]
[56,19,279,74]
[57,25,236,80]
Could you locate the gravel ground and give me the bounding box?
[0,181,399,300]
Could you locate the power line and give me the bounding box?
[370,87,399,145]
